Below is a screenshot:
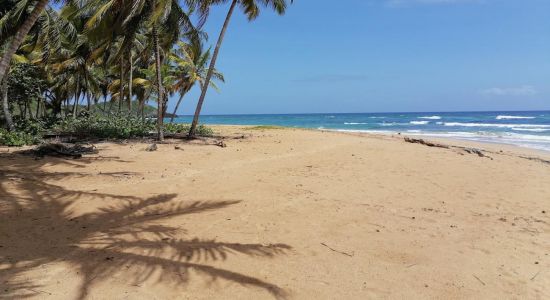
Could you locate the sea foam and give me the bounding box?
[410,121,429,125]
[418,116,441,120]
[442,122,550,129]
[496,115,536,120]
[511,128,550,132]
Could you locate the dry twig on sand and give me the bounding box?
[320,242,354,257]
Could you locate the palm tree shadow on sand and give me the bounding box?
[0,153,291,299]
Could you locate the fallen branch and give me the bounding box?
[404,138,494,159]
[320,242,354,257]
[473,274,486,286]
[530,270,541,281]
[25,143,98,158]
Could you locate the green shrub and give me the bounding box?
[0,118,44,146]
[163,123,189,134]
[54,113,155,139]
[1,115,214,145]
[164,123,214,137]
[13,117,45,135]
[0,129,41,146]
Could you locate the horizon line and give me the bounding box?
[174,109,550,117]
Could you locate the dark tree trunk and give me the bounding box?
[51,96,62,117]
[24,101,29,119]
[189,0,237,137]
[85,74,91,111]
[35,98,41,119]
[72,78,80,118]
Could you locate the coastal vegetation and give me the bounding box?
[0,0,292,145]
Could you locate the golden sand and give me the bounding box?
[1,126,549,299]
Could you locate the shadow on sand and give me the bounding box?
[0,152,290,299]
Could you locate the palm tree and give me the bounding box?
[0,0,51,85]
[168,39,224,123]
[187,0,292,137]
[0,0,55,128]
[85,0,198,141]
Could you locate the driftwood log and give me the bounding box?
[404,137,449,149]
[404,137,492,158]
[27,143,98,158]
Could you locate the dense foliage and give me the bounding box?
[0,114,214,146]
[0,0,292,143]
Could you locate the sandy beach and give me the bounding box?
[1,126,549,299]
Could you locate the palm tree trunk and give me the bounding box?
[24,101,29,119]
[35,98,41,119]
[72,77,80,118]
[119,55,124,113]
[188,0,237,137]
[162,92,168,117]
[18,102,24,118]
[140,99,145,120]
[1,75,14,131]
[0,0,49,84]
[84,74,91,111]
[128,52,133,112]
[152,25,164,141]
[170,93,185,123]
[103,94,107,111]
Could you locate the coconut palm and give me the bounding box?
[85,0,199,140]
[0,0,54,85]
[186,0,292,137]
[168,39,224,123]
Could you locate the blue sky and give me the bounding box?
[174,0,550,114]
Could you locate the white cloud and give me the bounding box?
[480,85,538,96]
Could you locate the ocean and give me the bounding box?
[172,111,550,152]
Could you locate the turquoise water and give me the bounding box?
[172,111,550,151]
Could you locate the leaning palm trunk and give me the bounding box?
[152,25,164,141]
[189,0,237,137]
[1,75,15,131]
[0,0,49,84]
[170,84,193,123]
[170,93,185,123]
